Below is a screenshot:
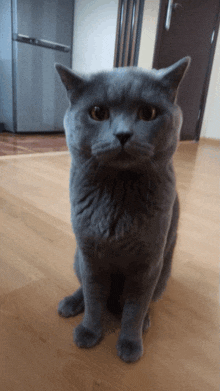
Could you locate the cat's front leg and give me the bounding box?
[117,267,161,363]
[58,287,84,317]
[74,261,109,349]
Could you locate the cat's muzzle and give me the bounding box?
[92,141,154,169]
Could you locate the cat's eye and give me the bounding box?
[138,105,157,121]
[89,106,110,121]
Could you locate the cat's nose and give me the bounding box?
[115,132,132,146]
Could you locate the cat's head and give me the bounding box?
[55,57,190,170]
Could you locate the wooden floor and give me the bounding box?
[0,132,68,156]
[0,138,219,391]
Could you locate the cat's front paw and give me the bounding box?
[58,292,84,318]
[116,336,143,363]
[74,324,102,348]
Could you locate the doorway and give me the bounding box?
[153,0,220,140]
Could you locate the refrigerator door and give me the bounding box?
[16,0,73,48]
[15,41,70,133]
[12,0,73,132]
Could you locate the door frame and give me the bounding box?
[114,0,145,67]
[152,0,220,140]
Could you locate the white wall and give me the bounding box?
[72,0,118,73]
[72,0,160,73]
[138,0,160,70]
[200,31,220,140]
[72,0,219,140]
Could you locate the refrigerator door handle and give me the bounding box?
[13,33,70,52]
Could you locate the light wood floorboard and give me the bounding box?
[0,140,219,391]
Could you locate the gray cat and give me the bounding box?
[55,57,190,363]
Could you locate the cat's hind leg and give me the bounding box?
[58,247,84,317]
[152,241,176,301]
[58,287,84,317]
[152,195,179,302]
[143,311,151,332]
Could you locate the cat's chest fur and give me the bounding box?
[70,160,176,260]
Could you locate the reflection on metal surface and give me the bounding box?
[13,33,70,52]
[165,0,173,31]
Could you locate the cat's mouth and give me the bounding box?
[100,148,145,169]
[92,142,154,169]
[114,150,144,168]
[116,150,132,161]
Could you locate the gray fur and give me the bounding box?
[55,57,190,362]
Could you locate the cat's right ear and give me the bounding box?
[55,63,85,98]
[157,57,191,102]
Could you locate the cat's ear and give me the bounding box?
[55,63,85,98]
[158,56,191,101]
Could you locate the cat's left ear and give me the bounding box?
[55,63,85,99]
[158,56,191,101]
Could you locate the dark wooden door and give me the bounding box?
[153,0,220,140]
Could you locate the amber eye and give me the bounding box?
[90,106,109,121]
[138,105,157,121]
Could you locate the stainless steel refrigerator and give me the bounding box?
[1,0,74,133]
